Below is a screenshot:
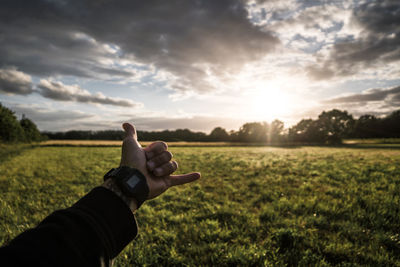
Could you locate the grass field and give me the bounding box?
[1,144,400,266]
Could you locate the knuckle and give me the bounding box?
[156,161,177,176]
[172,161,178,170]
[165,162,175,172]
[153,151,171,165]
[160,141,168,150]
[164,151,173,161]
[146,150,154,159]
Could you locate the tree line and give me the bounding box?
[288,109,400,143]
[1,103,400,144]
[43,109,400,144]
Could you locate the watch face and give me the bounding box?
[126,175,141,189]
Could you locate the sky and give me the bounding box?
[0,0,399,132]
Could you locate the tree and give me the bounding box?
[382,110,400,137]
[0,103,24,142]
[269,119,284,143]
[209,127,229,141]
[20,117,42,142]
[288,119,325,143]
[353,114,382,138]
[237,122,268,142]
[316,109,354,144]
[229,130,239,142]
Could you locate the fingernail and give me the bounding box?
[155,167,162,175]
[147,161,155,170]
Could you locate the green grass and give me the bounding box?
[0,143,34,162]
[1,145,400,266]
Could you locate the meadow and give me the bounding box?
[1,144,399,266]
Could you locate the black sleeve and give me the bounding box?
[0,187,138,267]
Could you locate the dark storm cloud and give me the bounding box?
[0,67,34,95]
[0,0,279,92]
[0,20,134,79]
[308,0,400,79]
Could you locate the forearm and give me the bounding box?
[0,187,137,267]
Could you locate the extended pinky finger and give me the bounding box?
[168,172,201,186]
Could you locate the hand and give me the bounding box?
[119,122,201,200]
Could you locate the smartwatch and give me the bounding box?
[104,166,149,208]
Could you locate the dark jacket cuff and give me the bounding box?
[72,187,138,258]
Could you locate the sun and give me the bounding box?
[242,77,298,122]
[250,88,291,121]
[232,68,307,122]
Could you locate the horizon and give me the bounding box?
[1,1,399,132]
[28,107,399,135]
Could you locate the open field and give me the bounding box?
[1,144,400,266]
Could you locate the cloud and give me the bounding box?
[0,21,137,80]
[6,101,245,132]
[307,0,400,80]
[10,104,93,123]
[320,85,400,118]
[38,79,141,107]
[0,67,34,95]
[324,86,400,104]
[0,67,142,107]
[269,3,349,40]
[0,0,279,94]
[4,103,95,131]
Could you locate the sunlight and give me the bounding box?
[250,86,291,121]
[239,76,301,121]
[228,60,310,122]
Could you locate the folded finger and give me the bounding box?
[144,141,168,159]
[153,161,178,177]
[147,151,173,171]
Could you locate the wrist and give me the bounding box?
[103,167,149,209]
[102,179,138,212]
